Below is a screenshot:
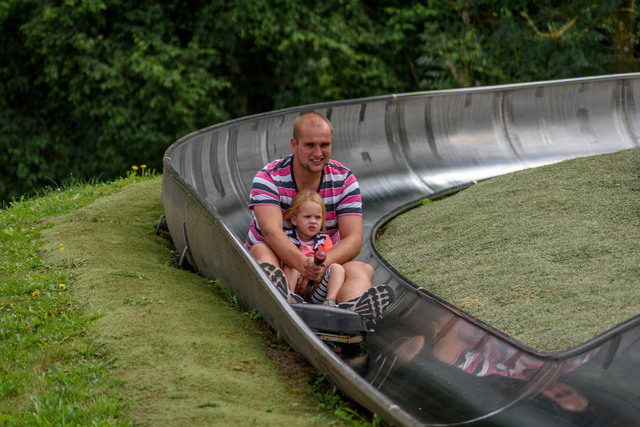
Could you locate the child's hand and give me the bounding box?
[295,258,325,299]
[299,256,323,282]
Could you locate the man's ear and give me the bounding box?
[290,137,297,152]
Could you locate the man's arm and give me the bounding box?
[324,214,362,266]
[254,205,321,278]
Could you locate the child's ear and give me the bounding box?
[291,216,297,226]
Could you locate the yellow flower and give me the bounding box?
[59,283,66,289]
[32,290,40,297]
[141,164,147,169]
[132,165,139,171]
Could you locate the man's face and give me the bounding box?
[291,121,332,174]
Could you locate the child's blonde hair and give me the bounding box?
[284,190,326,231]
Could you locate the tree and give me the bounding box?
[0,0,229,202]
[1,0,638,203]
[193,0,402,115]
[382,0,637,89]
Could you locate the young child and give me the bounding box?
[282,190,345,306]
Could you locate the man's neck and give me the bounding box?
[292,155,323,191]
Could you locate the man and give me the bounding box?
[245,112,393,317]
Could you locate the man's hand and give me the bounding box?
[294,257,325,298]
[298,256,324,282]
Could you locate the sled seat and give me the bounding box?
[291,304,370,344]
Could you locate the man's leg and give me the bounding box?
[251,243,304,304]
[282,265,299,293]
[249,242,279,266]
[337,261,395,318]
[335,261,374,303]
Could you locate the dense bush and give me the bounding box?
[1,0,637,203]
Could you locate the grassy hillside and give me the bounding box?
[376,147,640,351]
[0,173,367,425]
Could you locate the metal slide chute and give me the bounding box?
[162,74,640,425]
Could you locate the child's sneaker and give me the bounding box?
[322,298,338,307]
[260,262,304,304]
[339,285,395,318]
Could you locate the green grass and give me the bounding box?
[0,169,378,425]
[376,147,640,352]
[0,172,148,425]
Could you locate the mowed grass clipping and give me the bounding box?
[376,147,640,352]
[2,175,341,426]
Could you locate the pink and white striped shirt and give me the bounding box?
[245,154,362,249]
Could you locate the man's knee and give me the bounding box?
[249,242,278,265]
[336,262,373,303]
[344,261,374,281]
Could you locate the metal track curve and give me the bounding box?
[162,74,640,425]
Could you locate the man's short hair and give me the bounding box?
[293,112,333,140]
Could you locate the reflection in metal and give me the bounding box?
[162,74,640,425]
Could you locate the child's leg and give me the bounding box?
[325,263,345,301]
[282,265,298,293]
[310,266,331,304]
[311,264,346,304]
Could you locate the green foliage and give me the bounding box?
[312,374,384,426]
[264,0,401,107]
[211,279,240,309]
[245,308,263,320]
[272,330,292,352]
[1,0,639,203]
[193,0,400,113]
[112,271,152,280]
[384,0,635,89]
[0,0,229,203]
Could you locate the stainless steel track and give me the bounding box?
[162,74,640,425]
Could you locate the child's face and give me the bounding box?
[291,200,323,240]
